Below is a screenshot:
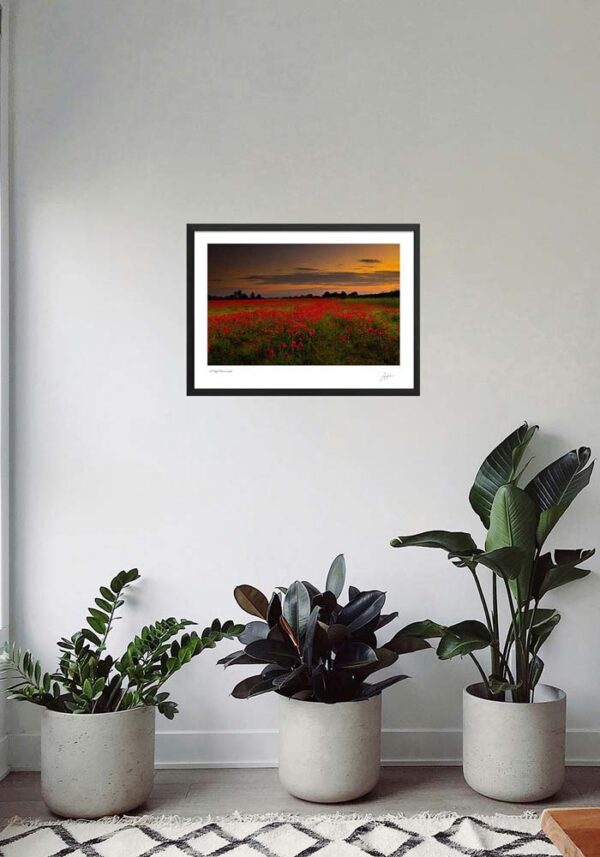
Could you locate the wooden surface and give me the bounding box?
[542,808,600,857]
[0,767,597,823]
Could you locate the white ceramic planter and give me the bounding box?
[278,694,381,803]
[463,682,566,802]
[41,706,155,818]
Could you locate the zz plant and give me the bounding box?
[391,423,594,702]
[0,568,243,718]
[220,554,430,702]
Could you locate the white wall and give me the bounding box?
[8,0,600,768]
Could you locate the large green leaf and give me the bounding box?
[465,546,528,581]
[514,607,559,637]
[283,581,311,637]
[535,504,568,548]
[526,447,593,510]
[469,423,538,528]
[325,554,346,598]
[436,620,491,660]
[384,631,432,654]
[394,619,447,639]
[538,549,594,598]
[527,448,594,546]
[390,531,477,555]
[530,611,561,654]
[529,655,544,691]
[485,484,538,553]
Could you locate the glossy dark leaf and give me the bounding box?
[283,581,311,637]
[360,674,409,698]
[273,665,308,694]
[338,590,386,633]
[266,593,282,627]
[231,675,275,699]
[302,606,320,666]
[217,650,261,668]
[376,612,398,630]
[325,554,346,599]
[234,585,269,620]
[334,642,377,669]
[469,422,538,528]
[312,591,337,613]
[245,639,298,666]
[302,581,320,600]
[326,623,350,648]
[355,646,399,678]
[238,621,270,646]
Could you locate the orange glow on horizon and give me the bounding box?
[207,243,400,298]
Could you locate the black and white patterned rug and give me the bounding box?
[0,812,559,856]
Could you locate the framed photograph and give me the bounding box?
[187,224,419,396]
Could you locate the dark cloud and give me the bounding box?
[238,269,399,288]
[358,258,381,264]
[295,266,319,271]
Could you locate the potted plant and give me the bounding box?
[219,554,429,802]
[0,568,243,818]
[390,422,594,802]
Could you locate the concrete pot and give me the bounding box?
[278,694,381,802]
[463,682,566,802]
[41,706,155,818]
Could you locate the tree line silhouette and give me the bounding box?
[208,289,399,301]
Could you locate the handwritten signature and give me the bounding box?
[379,372,395,382]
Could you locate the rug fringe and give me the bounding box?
[2,809,541,830]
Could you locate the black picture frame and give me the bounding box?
[187,224,420,396]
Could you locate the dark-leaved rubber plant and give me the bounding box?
[0,568,244,719]
[390,423,595,702]
[220,554,430,702]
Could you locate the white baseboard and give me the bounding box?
[8,728,600,770]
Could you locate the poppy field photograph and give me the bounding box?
[207,243,400,366]
[187,225,419,395]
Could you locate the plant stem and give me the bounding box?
[501,574,527,701]
[491,574,500,677]
[468,652,489,691]
[469,567,493,633]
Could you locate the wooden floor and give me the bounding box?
[0,767,598,822]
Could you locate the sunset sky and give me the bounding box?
[207,243,400,298]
